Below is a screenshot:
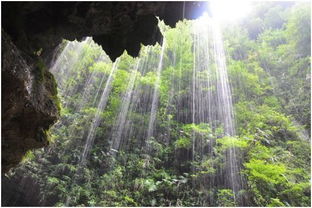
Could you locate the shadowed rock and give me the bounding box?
[2,32,60,173]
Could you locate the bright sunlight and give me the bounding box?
[210,0,252,22]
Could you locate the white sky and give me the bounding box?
[210,0,252,23]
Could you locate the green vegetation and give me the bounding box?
[4,2,310,207]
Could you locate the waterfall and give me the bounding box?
[92,71,108,106]
[52,38,93,96]
[146,40,166,143]
[115,47,154,152]
[77,54,110,111]
[49,41,70,75]
[63,58,119,207]
[110,59,141,155]
[30,17,243,207]
[212,19,241,199]
[50,37,109,110]
[192,14,242,202]
[80,60,119,164]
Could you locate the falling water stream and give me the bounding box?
[110,59,141,156]
[146,40,166,149]
[80,60,119,164]
[66,59,119,205]
[212,19,241,199]
[48,14,242,206]
[191,14,242,202]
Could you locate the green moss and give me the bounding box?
[124,195,138,206]
[268,198,285,207]
[44,129,54,143]
[217,189,236,206]
[217,136,248,150]
[35,58,57,91]
[45,68,61,112]
[21,150,35,163]
[35,59,46,82]
[34,58,61,112]
[49,94,62,112]
[35,128,55,144]
[174,137,192,149]
[44,70,58,96]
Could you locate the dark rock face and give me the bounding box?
[1,1,208,173]
[2,175,41,206]
[2,32,59,173]
[2,1,209,61]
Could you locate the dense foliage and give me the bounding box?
[4,2,310,207]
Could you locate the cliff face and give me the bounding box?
[2,1,208,173]
[2,32,60,173]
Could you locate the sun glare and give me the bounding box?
[210,0,252,23]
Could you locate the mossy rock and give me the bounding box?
[34,58,61,112]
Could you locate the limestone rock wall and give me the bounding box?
[2,32,59,173]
